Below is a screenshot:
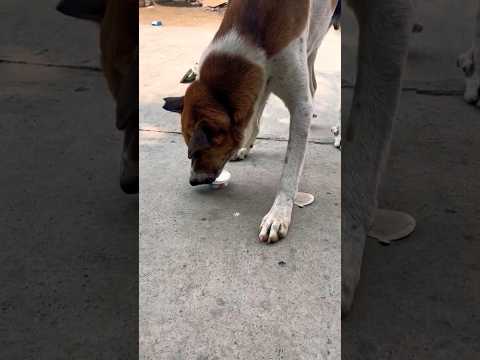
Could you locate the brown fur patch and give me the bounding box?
[181,81,235,174]
[181,54,264,174]
[215,0,310,57]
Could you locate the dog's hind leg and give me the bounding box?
[342,0,413,315]
[258,38,313,243]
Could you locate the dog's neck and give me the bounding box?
[198,35,266,139]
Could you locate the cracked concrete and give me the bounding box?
[139,10,341,360]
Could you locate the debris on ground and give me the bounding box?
[155,0,202,7]
[210,170,231,190]
[203,0,228,11]
[294,192,315,208]
[139,0,155,7]
[180,68,197,83]
[151,20,163,26]
[368,209,416,245]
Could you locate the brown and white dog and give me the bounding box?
[57,0,139,194]
[168,0,337,243]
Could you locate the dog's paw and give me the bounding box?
[259,200,293,243]
[331,125,341,149]
[120,152,139,194]
[464,77,480,106]
[231,147,250,161]
[341,216,368,317]
[411,22,423,33]
[457,49,480,105]
[341,271,357,317]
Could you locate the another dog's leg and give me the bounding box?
[309,42,340,149]
[458,1,480,106]
[308,48,319,98]
[342,0,412,315]
[231,91,271,161]
[259,41,312,243]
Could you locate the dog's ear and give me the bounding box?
[56,0,106,22]
[187,125,211,159]
[163,97,185,114]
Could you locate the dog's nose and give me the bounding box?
[189,175,216,186]
[189,178,203,186]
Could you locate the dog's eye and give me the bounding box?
[212,133,226,145]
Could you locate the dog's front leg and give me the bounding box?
[342,0,413,315]
[259,102,311,243]
[259,47,312,243]
[231,91,271,161]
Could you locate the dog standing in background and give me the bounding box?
[57,0,139,194]
[458,0,480,107]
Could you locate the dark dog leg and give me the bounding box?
[342,0,413,315]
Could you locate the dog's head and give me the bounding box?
[164,81,241,186]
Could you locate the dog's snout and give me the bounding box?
[189,173,216,186]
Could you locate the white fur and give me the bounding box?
[199,29,267,70]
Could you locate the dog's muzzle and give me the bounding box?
[189,171,216,186]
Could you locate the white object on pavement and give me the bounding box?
[294,192,315,208]
[209,170,231,190]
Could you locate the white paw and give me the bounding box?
[457,49,480,105]
[231,147,250,161]
[464,76,480,105]
[331,125,341,149]
[259,200,293,243]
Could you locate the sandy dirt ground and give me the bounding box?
[140,4,222,28]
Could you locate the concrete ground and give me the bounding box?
[1,1,138,359]
[342,2,480,359]
[139,7,341,360]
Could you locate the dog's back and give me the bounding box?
[215,0,310,57]
[214,0,335,58]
